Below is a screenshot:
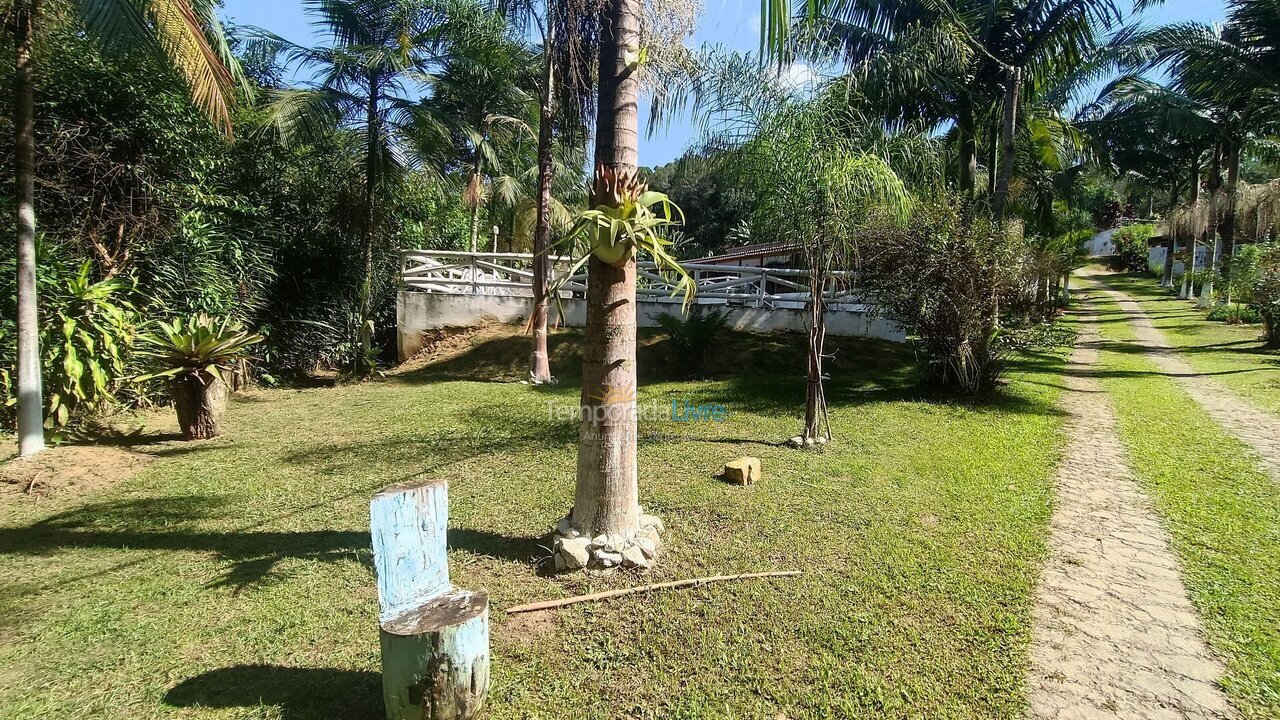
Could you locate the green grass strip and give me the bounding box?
[1082,291,1280,719]
[1091,272,1280,416]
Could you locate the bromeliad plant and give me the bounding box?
[137,315,263,440]
[551,166,695,307]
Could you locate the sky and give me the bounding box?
[219,0,1228,166]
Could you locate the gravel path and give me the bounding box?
[1079,268,1280,482]
[1027,300,1235,720]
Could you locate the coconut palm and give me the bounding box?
[1081,76,1216,288]
[418,34,539,252]
[251,0,495,374]
[12,0,241,456]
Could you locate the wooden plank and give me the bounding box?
[370,479,452,623]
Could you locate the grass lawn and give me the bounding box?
[1089,271,1280,415]
[0,328,1069,719]
[1080,291,1280,719]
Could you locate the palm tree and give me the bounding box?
[654,51,923,439]
[421,34,538,252]
[773,0,1123,214]
[566,0,649,558]
[1139,12,1280,304]
[1082,76,1216,288]
[12,0,239,456]
[253,0,492,375]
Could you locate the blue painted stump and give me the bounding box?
[371,478,489,720]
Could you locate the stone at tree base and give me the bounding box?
[639,514,665,534]
[621,545,650,568]
[555,536,590,569]
[636,524,660,547]
[722,457,762,485]
[555,516,579,539]
[595,550,623,567]
[550,512,666,572]
[787,436,804,448]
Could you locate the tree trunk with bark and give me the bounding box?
[171,375,230,440]
[1199,142,1225,306]
[529,25,556,385]
[1181,158,1201,299]
[1161,176,1181,286]
[1162,238,1176,286]
[14,0,45,457]
[803,268,829,441]
[993,67,1022,220]
[570,0,646,550]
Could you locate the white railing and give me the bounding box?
[400,250,863,310]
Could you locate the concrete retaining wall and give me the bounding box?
[397,292,905,361]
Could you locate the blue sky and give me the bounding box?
[220,0,1227,165]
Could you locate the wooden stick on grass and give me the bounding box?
[505,570,803,614]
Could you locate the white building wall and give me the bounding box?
[1148,240,1217,277]
[397,292,905,361]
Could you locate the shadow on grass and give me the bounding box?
[448,527,551,565]
[0,496,370,591]
[0,492,550,590]
[165,665,382,720]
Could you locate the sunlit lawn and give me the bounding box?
[0,329,1068,719]
[1077,289,1280,719]
[1091,271,1280,414]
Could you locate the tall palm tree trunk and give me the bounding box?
[1198,142,1224,306]
[957,101,978,195]
[529,27,556,385]
[14,0,45,457]
[1161,176,1181,286]
[1181,160,1201,299]
[571,0,642,543]
[993,67,1022,220]
[357,74,380,375]
[1218,139,1240,256]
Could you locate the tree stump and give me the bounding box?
[371,479,490,720]
[171,374,228,440]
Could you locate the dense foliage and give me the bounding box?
[1252,243,1280,345]
[860,198,1026,393]
[1110,223,1157,272]
[644,152,755,257]
[0,0,542,430]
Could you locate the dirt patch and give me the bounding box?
[0,445,152,499]
[500,608,558,644]
[392,322,510,376]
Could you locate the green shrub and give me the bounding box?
[1,259,138,433]
[1226,245,1260,306]
[1251,242,1280,345]
[136,315,264,385]
[1206,304,1261,324]
[1109,223,1157,272]
[655,308,730,376]
[859,198,1026,394]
